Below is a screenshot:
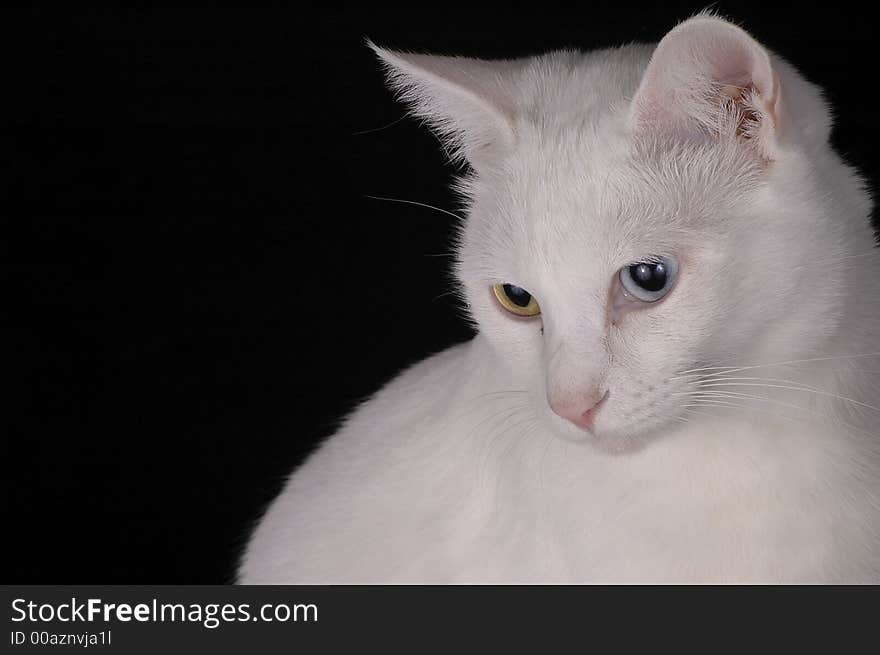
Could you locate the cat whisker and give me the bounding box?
[684,375,818,389]
[681,407,715,420]
[683,398,803,420]
[443,391,530,433]
[680,398,872,440]
[691,381,880,415]
[351,115,407,136]
[492,416,539,512]
[448,391,528,417]
[673,352,880,377]
[432,290,460,302]
[468,390,530,401]
[364,194,465,221]
[477,407,533,493]
[682,398,818,430]
[675,389,877,439]
[804,250,879,266]
[473,407,529,477]
[782,366,880,374]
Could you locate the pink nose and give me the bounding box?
[550,390,609,431]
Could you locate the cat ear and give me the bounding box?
[630,16,785,158]
[369,42,522,168]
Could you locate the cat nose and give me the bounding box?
[550,390,609,431]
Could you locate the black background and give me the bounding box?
[13,4,878,582]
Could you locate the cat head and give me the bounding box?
[372,15,864,451]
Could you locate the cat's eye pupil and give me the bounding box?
[629,262,667,292]
[503,284,532,307]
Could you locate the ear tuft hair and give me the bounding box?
[368,41,524,168]
[630,16,786,158]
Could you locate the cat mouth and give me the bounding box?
[543,394,685,453]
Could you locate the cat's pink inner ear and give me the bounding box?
[630,17,782,158]
[369,42,523,167]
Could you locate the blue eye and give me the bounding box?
[619,256,678,302]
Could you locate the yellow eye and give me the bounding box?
[492,283,541,317]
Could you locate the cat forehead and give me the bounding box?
[513,45,655,125]
[474,130,761,243]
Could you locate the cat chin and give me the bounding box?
[585,428,669,456]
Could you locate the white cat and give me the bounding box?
[240,15,880,583]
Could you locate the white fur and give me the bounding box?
[240,16,880,583]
